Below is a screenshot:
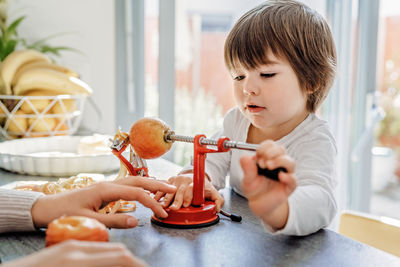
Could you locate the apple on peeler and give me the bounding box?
[129,118,173,159]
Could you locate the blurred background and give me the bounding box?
[5,0,400,228]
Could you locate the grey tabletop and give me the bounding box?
[1,160,400,267]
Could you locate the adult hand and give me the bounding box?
[2,240,147,267]
[31,176,176,229]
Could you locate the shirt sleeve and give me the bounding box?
[204,109,243,190]
[0,189,45,233]
[264,133,337,236]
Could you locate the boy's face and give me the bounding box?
[231,51,309,133]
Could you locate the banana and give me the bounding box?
[13,68,93,96]
[19,90,51,113]
[7,110,28,134]
[11,61,79,87]
[51,98,77,114]
[28,116,56,132]
[0,49,51,95]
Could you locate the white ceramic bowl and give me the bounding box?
[0,136,121,176]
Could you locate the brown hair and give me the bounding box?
[224,0,336,112]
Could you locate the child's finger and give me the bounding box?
[278,172,297,195]
[169,185,186,210]
[257,140,275,154]
[208,190,224,212]
[257,144,285,161]
[153,191,165,202]
[240,156,265,198]
[240,155,258,182]
[183,185,193,207]
[161,193,175,208]
[266,155,295,173]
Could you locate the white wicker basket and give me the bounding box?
[0,94,86,140]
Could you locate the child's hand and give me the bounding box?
[154,173,224,212]
[240,140,296,229]
[31,176,177,229]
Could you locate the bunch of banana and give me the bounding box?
[0,49,93,138]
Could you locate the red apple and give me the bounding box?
[129,117,173,159]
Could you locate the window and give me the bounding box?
[370,0,400,220]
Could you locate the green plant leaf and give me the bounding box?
[5,16,25,38]
[1,39,18,61]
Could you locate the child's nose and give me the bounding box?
[242,75,261,95]
[242,86,259,96]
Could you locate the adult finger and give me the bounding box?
[115,176,176,194]
[76,249,148,267]
[57,240,129,253]
[96,184,168,219]
[85,211,139,229]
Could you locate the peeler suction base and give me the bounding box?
[151,201,220,229]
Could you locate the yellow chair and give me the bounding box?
[339,210,400,257]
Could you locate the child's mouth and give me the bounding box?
[246,104,265,113]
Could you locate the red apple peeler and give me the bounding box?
[112,122,286,229]
[109,130,149,177]
[150,131,286,228]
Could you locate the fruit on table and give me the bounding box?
[11,61,79,87]
[0,49,93,138]
[129,117,173,159]
[28,117,56,132]
[19,90,51,113]
[6,110,27,134]
[0,49,91,97]
[13,68,92,96]
[46,216,109,247]
[0,49,51,95]
[51,98,77,114]
[53,120,69,133]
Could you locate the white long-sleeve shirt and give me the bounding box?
[0,188,44,233]
[182,107,337,236]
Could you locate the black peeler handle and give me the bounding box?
[257,164,287,181]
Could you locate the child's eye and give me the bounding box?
[260,73,276,78]
[234,75,245,81]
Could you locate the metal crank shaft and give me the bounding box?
[166,134,258,151]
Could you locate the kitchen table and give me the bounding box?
[0,158,399,266]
